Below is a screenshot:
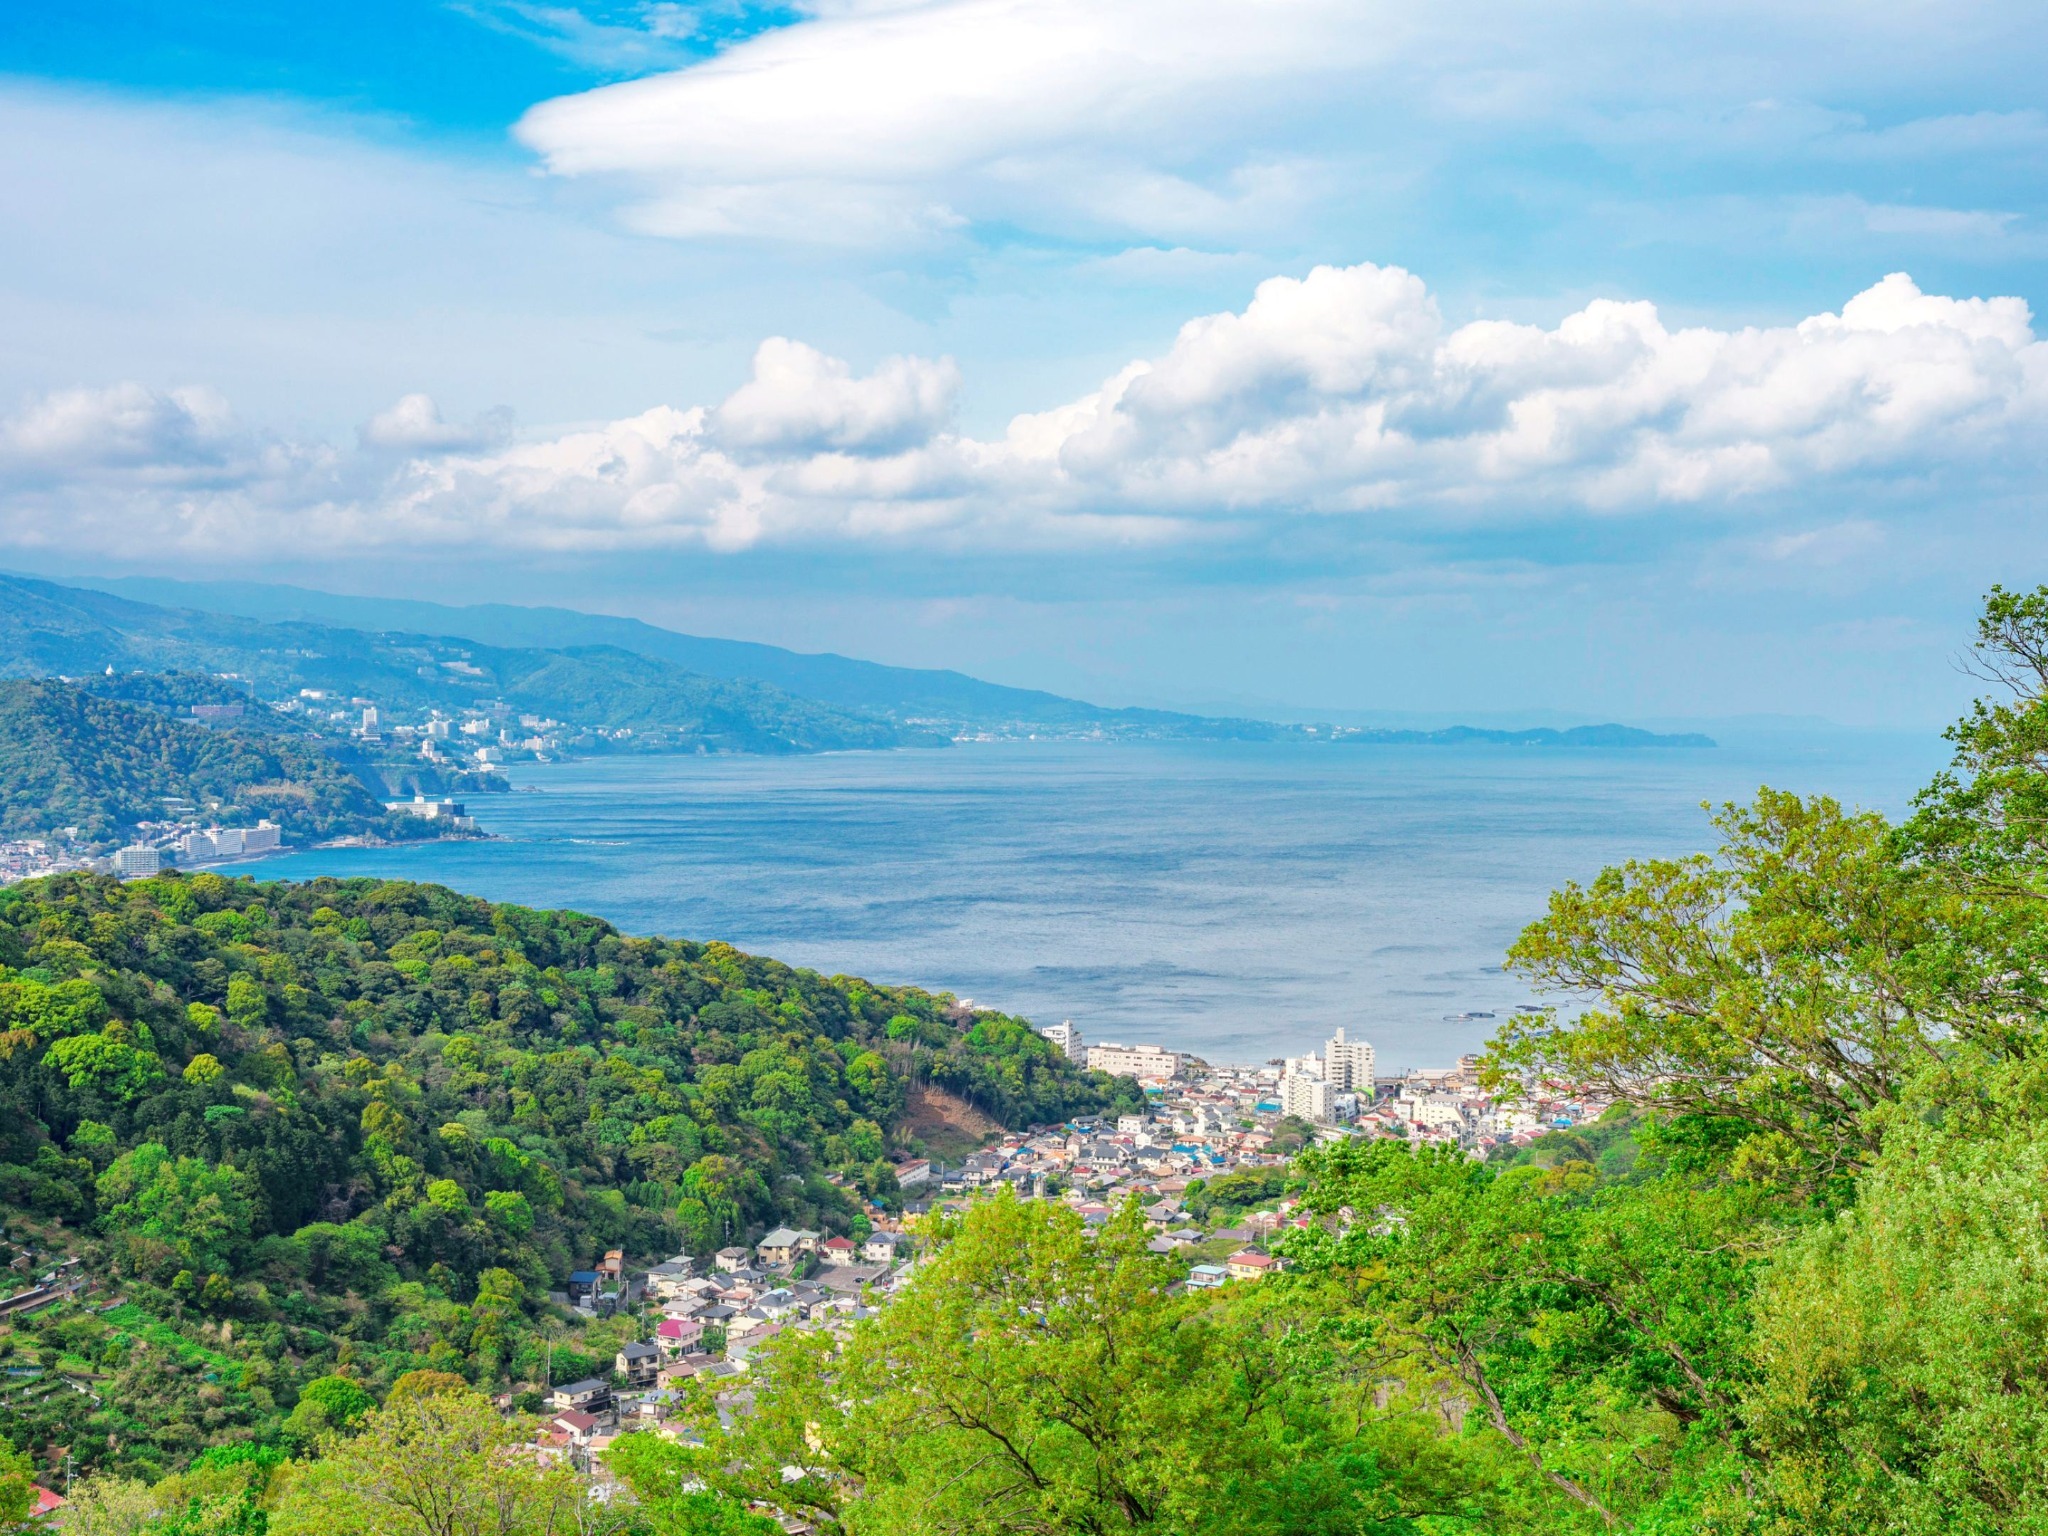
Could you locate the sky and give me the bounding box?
[2,0,2046,728]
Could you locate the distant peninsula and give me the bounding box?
[1325,723,1716,749]
[1,572,1716,759]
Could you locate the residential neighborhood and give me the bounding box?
[533,1025,1610,1494]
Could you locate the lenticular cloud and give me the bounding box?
[0,265,2042,556]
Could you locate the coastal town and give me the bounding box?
[525,1018,1602,1489]
[0,682,526,887]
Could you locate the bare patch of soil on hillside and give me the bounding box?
[900,1083,999,1161]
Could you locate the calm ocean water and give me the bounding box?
[258,734,1945,1070]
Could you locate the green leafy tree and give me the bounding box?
[45,1029,166,1101]
[1742,1052,2048,1533]
[97,1142,257,1275]
[604,1436,782,1536]
[0,1439,41,1532]
[1490,788,1950,1194]
[673,1192,1463,1535]
[269,1388,587,1536]
[285,1375,377,1449]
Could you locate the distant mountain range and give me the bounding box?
[0,572,1717,753]
[65,574,1286,740]
[0,575,941,756]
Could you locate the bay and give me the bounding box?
[257,733,1945,1070]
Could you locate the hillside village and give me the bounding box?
[535,1022,1608,1489]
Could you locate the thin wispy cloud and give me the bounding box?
[514,0,2048,249]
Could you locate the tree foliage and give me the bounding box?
[665,1192,1479,1536]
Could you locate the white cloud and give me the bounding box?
[512,0,1406,242]
[512,0,2048,245]
[453,1,705,72]
[360,394,512,453]
[0,383,240,480]
[1,266,2042,557]
[711,339,959,456]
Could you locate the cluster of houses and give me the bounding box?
[521,1030,1607,1496]
[527,1176,1302,1482]
[530,1225,919,1472]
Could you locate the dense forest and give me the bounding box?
[0,872,1132,1479]
[0,679,452,845]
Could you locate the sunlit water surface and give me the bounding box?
[257,734,1940,1069]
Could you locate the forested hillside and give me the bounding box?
[0,873,1129,1477]
[0,679,439,845]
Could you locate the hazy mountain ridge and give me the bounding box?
[0,575,944,756]
[62,574,1236,734]
[46,575,1714,748]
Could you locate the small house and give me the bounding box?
[1226,1250,1278,1281]
[755,1228,820,1269]
[550,1377,611,1414]
[617,1341,661,1388]
[657,1316,705,1356]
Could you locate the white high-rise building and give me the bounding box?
[1039,1020,1084,1061]
[1323,1028,1376,1095]
[1280,1072,1332,1124]
[113,846,161,877]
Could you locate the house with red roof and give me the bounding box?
[1225,1249,1278,1281]
[657,1315,705,1355]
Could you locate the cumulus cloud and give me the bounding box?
[359,394,512,453]
[711,339,960,456]
[0,383,240,480]
[1,266,2042,557]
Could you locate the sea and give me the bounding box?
[256,732,1947,1071]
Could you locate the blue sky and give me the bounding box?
[2,1,2045,727]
